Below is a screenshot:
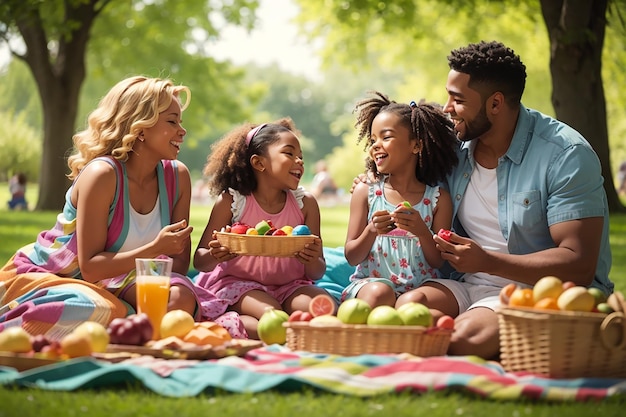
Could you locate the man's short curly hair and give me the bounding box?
[448,40,526,107]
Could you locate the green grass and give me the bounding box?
[2,387,626,416]
[1,184,626,414]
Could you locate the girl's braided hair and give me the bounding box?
[354,91,459,185]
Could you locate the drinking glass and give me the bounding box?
[135,258,172,340]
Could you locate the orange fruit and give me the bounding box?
[533,297,559,310]
[308,294,336,317]
[509,288,534,307]
[499,283,517,306]
[436,315,455,330]
[60,332,93,358]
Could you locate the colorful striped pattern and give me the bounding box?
[1,346,624,401]
[0,267,128,339]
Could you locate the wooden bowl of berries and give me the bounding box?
[216,220,318,257]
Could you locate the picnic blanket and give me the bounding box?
[1,345,626,402]
[0,267,128,340]
[2,247,626,402]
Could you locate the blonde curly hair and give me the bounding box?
[67,76,191,179]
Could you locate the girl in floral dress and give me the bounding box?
[342,92,459,309]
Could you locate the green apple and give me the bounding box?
[257,308,289,345]
[397,302,432,327]
[588,287,607,306]
[366,306,403,326]
[255,220,271,235]
[336,298,372,324]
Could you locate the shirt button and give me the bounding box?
[456,194,462,201]
[500,195,505,201]
[463,172,469,178]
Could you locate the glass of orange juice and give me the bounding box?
[135,258,172,340]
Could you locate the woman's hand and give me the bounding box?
[157,219,193,256]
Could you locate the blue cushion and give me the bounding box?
[316,247,353,302]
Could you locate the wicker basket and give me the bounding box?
[497,306,626,378]
[283,322,452,356]
[215,232,318,257]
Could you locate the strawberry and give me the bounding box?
[437,228,452,242]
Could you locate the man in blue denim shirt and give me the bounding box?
[403,41,613,359]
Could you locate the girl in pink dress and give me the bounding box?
[194,118,329,339]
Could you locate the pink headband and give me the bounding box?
[245,123,268,146]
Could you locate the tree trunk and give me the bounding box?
[15,1,99,211]
[36,82,80,210]
[540,0,624,212]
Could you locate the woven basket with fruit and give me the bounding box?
[256,295,454,357]
[216,220,318,257]
[497,276,626,378]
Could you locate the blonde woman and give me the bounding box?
[1,77,245,339]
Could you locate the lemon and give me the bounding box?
[532,276,563,303]
[0,327,32,353]
[74,321,110,352]
[160,310,195,339]
[309,315,343,326]
[60,332,93,358]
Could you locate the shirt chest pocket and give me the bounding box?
[511,190,545,230]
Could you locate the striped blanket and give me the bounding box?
[0,263,128,340]
[2,345,625,401]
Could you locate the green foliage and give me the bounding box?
[0,0,265,205]
[0,59,42,129]
[603,20,626,179]
[0,111,41,181]
[84,0,262,140]
[294,0,626,190]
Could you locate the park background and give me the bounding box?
[2,1,626,415]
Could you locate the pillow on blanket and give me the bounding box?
[188,247,352,303]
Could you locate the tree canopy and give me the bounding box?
[0,0,261,209]
[292,0,626,211]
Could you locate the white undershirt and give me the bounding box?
[458,162,513,287]
[118,198,162,253]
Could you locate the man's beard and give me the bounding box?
[459,104,492,142]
